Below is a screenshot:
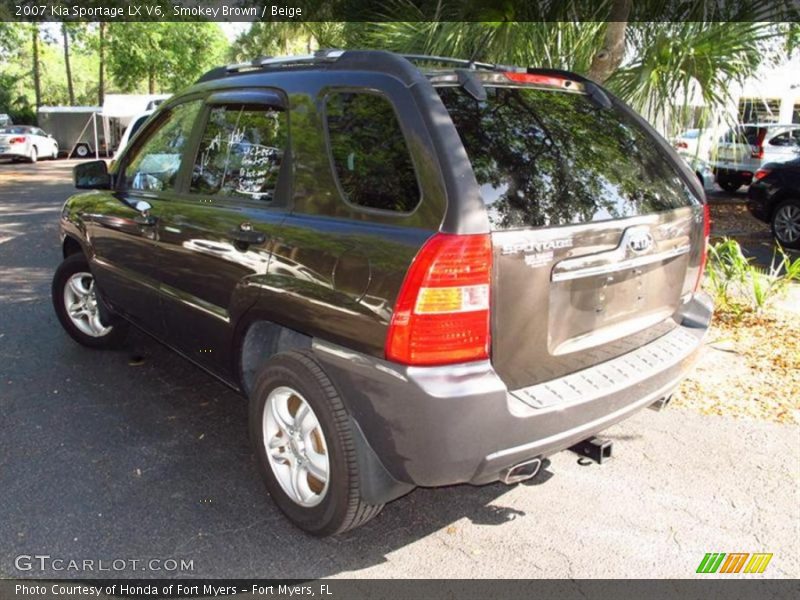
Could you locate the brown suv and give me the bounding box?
[52,50,712,535]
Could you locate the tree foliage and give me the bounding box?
[0,20,228,122]
[107,22,227,94]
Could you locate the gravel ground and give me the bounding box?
[673,305,800,424]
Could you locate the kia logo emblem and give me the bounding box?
[628,231,654,254]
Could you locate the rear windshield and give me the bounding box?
[437,86,699,230]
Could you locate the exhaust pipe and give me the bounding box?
[501,457,542,485]
[648,395,672,412]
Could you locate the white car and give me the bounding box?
[709,123,800,192]
[682,155,715,193]
[0,125,59,162]
[672,128,713,159]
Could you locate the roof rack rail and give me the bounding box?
[226,49,345,73]
[399,54,522,73]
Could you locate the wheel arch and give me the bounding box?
[768,190,800,219]
[62,235,84,258]
[234,314,313,396]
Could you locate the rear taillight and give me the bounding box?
[504,72,570,88]
[750,145,764,159]
[8,136,25,144]
[675,141,689,149]
[754,168,771,181]
[694,204,711,292]
[386,233,492,366]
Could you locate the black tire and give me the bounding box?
[717,176,741,194]
[28,146,37,163]
[771,198,800,250]
[249,350,383,536]
[52,253,129,349]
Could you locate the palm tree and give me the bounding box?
[343,2,786,135]
[609,21,778,132]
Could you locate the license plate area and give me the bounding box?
[548,252,688,355]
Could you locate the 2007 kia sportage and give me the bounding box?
[52,50,713,535]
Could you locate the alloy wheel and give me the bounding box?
[63,272,112,338]
[262,386,330,507]
[774,204,800,243]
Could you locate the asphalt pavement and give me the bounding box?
[1,160,798,579]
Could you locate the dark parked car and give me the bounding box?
[52,50,712,535]
[748,158,800,249]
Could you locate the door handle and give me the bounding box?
[133,200,158,226]
[228,223,266,246]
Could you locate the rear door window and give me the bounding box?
[325,91,420,213]
[437,85,699,230]
[190,104,288,203]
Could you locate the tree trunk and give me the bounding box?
[62,24,75,105]
[32,24,41,110]
[587,0,632,84]
[148,69,155,94]
[98,22,105,107]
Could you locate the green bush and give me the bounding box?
[705,238,800,318]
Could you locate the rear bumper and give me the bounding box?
[712,166,754,181]
[0,147,28,159]
[312,292,713,499]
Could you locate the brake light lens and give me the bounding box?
[504,72,569,88]
[675,141,689,149]
[8,136,25,144]
[754,168,771,181]
[694,204,711,292]
[386,233,492,366]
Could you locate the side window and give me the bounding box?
[123,101,201,192]
[769,132,792,147]
[769,131,800,147]
[325,91,420,213]
[190,104,287,203]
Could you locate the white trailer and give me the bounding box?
[37,93,170,159]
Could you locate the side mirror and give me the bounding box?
[74,160,111,190]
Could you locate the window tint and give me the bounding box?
[190,104,287,202]
[123,101,201,192]
[438,86,698,230]
[325,92,419,213]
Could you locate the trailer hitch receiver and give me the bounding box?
[569,436,613,464]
